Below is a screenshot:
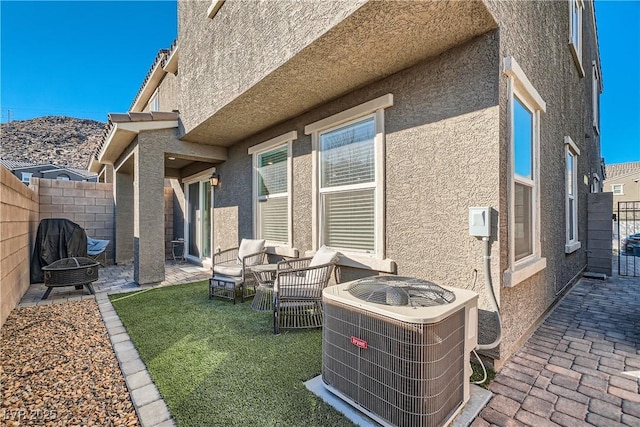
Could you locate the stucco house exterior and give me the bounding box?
[89,0,604,365]
[605,161,640,242]
[1,159,97,185]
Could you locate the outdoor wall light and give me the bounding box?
[209,173,220,187]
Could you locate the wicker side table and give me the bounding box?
[250,264,278,312]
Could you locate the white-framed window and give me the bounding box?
[612,184,624,195]
[591,173,600,193]
[305,94,393,259]
[57,174,70,181]
[149,90,159,112]
[21,172,32,185]
[565,136,581,253]
[503,57,547,287]
[592,61,600,133]
[248,131,295,247]
[569,0,585,77]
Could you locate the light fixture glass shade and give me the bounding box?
[209,173,220,187]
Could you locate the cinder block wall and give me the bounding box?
[164,186,174,259]
[35,178,115,264]
[0,167,39,327]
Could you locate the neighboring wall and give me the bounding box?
[0,167,38,327]
[587,192,613,275]
[34,178,115,264]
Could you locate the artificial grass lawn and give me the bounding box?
[110,281,354,427]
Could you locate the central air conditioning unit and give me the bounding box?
[322,276,478,427]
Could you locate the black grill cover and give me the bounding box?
[30,218,88,283]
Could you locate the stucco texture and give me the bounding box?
[209,32,503,347]
[486,0,604,362]
[178,0,496,145]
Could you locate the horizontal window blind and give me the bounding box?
[320,117,375,189]
[258,146,287,196]
[322,189,374,252]
[514,182,532,261]
[259,196,288,243]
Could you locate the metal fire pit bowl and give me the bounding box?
[41,257,100,300]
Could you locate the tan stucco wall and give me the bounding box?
[178,0,366,135]
[486,0,603,362]
[142,71,180,113]
[0,166,39,327]
[211,32,503,345]
[605,172,640,205]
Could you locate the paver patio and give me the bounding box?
[474,273,640,427]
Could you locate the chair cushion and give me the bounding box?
[213,262,243,277]
[238,239,265,266]
[309,245,338,267]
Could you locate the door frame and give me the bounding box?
[183,167,216,267]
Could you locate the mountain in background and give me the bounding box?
[0,116,105,169]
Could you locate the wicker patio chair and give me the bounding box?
[273,246,339,334]
[210,239,267,303]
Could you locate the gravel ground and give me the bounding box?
[1,300,139,426]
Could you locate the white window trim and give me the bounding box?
[21,172,32,184]
[612,184,624,195]
[569,0,585,77]
[149,89,159,112]
[592,61,600,134]
[564,136,581,254]
[503,57,547,287]
[182,167,216,266]
[249,131,296,248]
[207,0,225,19]
[591,173,600,193]
[305,94,393,260]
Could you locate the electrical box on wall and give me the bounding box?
[469,207,491,237]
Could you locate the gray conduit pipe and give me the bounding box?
[477,236,503,351]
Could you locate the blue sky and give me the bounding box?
[1,1,638,164]
[0,1,177,121]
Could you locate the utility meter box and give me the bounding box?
[469,207,491,237]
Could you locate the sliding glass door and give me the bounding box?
[185,180,212,263]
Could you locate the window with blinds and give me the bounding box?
[256,145,288,244]
[319,116,376,253]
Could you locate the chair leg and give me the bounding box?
[273,305,279,335]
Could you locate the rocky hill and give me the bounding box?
[0,116,105,169]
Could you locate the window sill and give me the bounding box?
[565,241,582,254]
[304,250,397,274]
[266,245,299,259]
[569,43,585,78]
[503,256,547,287]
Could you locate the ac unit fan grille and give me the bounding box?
[323,300,465,427]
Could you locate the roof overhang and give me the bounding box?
[181,0,497,146]
[88,156,101,174]
[98,119,179,165]
[163,46,178,75]
[130,59,167,112]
